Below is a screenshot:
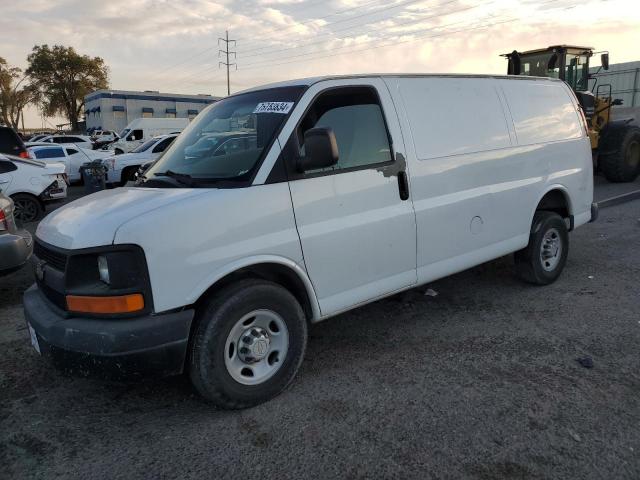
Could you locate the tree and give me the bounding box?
[26,45,108,131]
[0,57,37,130]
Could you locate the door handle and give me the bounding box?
[397,171,409,201]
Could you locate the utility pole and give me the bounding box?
[218,30,236,96]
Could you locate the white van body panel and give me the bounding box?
[111,118,188,153]
[36,187,207,249]
[277,77,417,316]
[113,182,309,314]
[34,74,593,322]
[383,75,591,285]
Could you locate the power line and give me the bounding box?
[238,0,479,61]
[156,0,434,88]
[237,17,517,72]
[237,0,564,71]
[218,30,237,96]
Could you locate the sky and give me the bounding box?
[1,0,639,128]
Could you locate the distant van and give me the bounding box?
[111,118,189,154]
[26,74,596,409]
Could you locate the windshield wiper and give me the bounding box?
[153,170,194,186]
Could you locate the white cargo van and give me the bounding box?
[25,74,595,409]
[110,118,189,154]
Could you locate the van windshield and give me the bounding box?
[142,86,305,187]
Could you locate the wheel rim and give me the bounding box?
[626,140,640,169]
[540,227,562,272]
[13,198,38,223]
[224,309,289,386]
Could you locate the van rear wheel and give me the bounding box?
[188,279,307,409]
[515,211,568,285]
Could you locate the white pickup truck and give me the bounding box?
[25,74,595,409]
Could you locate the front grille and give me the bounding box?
[34,240,68,271]
[37,279,67,311]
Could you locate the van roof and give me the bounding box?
[236,73,562,94]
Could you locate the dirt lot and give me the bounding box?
[1,184,640,479]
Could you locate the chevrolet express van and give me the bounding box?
[25,74,596,408]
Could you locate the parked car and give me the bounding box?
[0,153,67,222]
[37,134,93,150]
[27,144,111,183]
[102,134,177,186]
[0,126,30,159]
[24,74,595,409]
[0,192,33,276]
[110,118,189,154]
[90,130,119,149]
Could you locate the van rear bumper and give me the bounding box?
[23,285,194,378]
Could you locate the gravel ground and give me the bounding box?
[1,184,639,479]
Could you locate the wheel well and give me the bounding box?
[194,263,314,321]
[11,192,44,207]
[536,189,570,219]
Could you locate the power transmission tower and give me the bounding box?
[218,30,236,96]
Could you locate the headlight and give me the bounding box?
[97,255,110,284]
[64,246,152,316]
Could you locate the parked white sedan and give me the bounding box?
[102,134,177,186]
[0,154,67,222]
[27,144,111,183]
[35,134,93,150]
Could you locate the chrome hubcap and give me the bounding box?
[540,227,562,272]
[224,310,288,385]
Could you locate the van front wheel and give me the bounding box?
[515,211,568,285]
[189,279,307,409]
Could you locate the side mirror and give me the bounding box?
[297,127,339,172]
[601,53,609,70]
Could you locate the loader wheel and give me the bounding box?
[599,125,640,182]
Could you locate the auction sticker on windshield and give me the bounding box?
[253,102,294,114]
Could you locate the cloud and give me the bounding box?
[1,0,638,127]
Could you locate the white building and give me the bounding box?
[84,90,220,134]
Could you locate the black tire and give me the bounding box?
[515,211,569,285]
[11,193,43,223]
[189,279,307,409]
[114,148,124,155]
[598,125,640,182]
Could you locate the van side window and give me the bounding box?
[297,87,392,173]
[128,129,143,141]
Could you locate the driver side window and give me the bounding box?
[296,87,392,174]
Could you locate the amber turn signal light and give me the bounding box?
[66,294,144,314]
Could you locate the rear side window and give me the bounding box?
[33,147,65,159]
[397,77,511,160]
[0,128,26,155]
[296,87,392,173]
[65,148,79,156]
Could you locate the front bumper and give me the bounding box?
[0,229,33,276]
[23,285,195,378]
